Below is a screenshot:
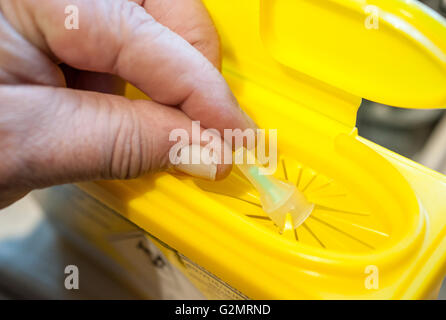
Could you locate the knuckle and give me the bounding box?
[106,103,146,180]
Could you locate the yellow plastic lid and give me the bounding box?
[260,0,446,109]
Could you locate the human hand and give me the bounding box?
[0,0,256,208]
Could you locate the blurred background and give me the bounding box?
[0,0,445,299]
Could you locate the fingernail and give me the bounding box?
[173,144,218,181]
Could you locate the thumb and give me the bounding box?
[0,85,232,193]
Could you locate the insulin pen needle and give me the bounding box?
[235,148,314,231]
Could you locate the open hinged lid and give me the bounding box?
[260,0,446,109]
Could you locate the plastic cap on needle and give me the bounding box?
[235,148,314,231]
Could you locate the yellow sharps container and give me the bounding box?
[39,0,446,299]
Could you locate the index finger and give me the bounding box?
[7,0,256,137]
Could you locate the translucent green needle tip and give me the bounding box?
[235,148,314,230]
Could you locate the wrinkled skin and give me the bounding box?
[0,0,256,208]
